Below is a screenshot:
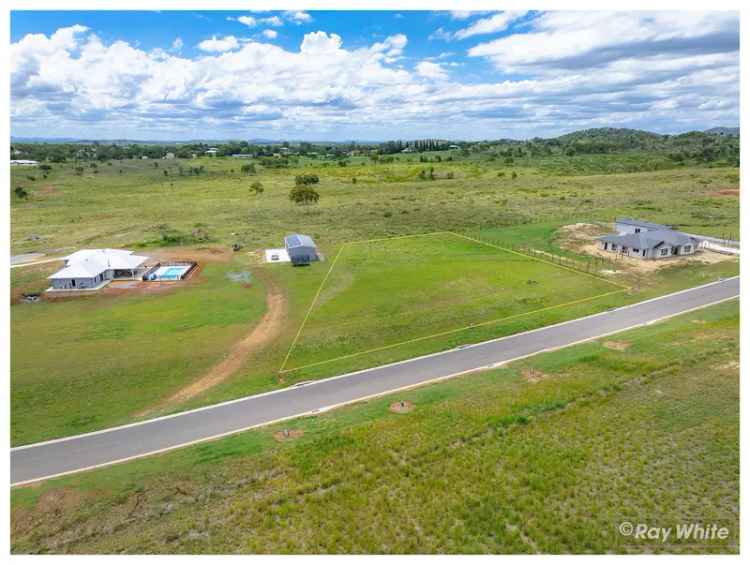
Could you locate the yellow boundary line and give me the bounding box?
[279,287,627,374]
[279,230,630,374]
[278,244,348,372]
[279,231,449,372]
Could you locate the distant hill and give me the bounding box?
[704,127,739,137]
[555,127,664,143]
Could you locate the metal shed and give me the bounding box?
[284,233,319,266]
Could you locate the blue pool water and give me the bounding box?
[150,265,191,281]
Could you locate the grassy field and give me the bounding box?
[284,232,623,371]
[11,300,739,554]
[9,156,740,444]
[11,156,740,256]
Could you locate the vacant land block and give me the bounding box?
[283,232,624,372]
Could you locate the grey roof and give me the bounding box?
[600,229,697,250]
[284,233,316,248]
[615,217,672,231]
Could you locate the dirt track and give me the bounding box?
[136,272,287,416]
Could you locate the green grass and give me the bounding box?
[11,158,740,255]
[11,300,738,554]
[285,232,622,371]
[11,258,267,445]
[9,157,739,442]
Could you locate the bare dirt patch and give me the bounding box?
[390,400,415,413]
[273,429,304,442]
[36,488,85,515]
[151,246,232,264]
[104,276,195,298]
[710,188,739,198]
[603,340,631,351]
[136,271,287,416]
[38,185,60,197]
[717,361,739,372]
[520,368,550,384]
[556,222,609,250]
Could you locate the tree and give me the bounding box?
[14,186,28,199]
[289,185,320,206]
[241,163,256,175]
[295,174,319,186]
[251,181,264,195]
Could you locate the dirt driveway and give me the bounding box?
[136,270,287,416]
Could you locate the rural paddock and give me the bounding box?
[282,231,625,373]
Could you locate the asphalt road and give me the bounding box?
[11,276,739,486]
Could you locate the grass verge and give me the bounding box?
[11,300,738,554]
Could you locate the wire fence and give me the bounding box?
[462,228,623,277]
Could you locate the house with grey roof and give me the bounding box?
[599,218,698,260]
[614,217,674,234]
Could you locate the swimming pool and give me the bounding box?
[149,265,192,281]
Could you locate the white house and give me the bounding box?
[48,249,149,291]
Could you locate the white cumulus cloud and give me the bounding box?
[285,11,313,24]
[454,11,526,40]
[9,14,740,141]
[416,61,448,80]
[237,16,257,28]
[262,29,278,40]
[371,33,408,62]
[300,31,343,53]
[261,16,284,27]
[197,35,240,53]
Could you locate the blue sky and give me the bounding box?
[10,10,740,141]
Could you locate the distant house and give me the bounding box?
[401,147,415,153]
[284,234,319,266]
[448,144,460,150]
[163,152,175,159]
[10,159,38,166]
[599,218,698,260]
[205,148,219,157]
[48,249,149,291]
